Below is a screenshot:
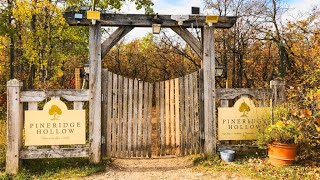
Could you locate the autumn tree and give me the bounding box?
[0,0,154,90]
[103,31,201,82]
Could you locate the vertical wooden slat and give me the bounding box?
[189,74,195,154]
[128,79,133,157]
[160,81,165,156]
[198,69,204,152]
[193,72,200,154]
[179,77,185,156]
[122,77,128,157]
[170,79,175,155]
[101,70,108,157]
[184,75,190,155]
[74,102,83,110]
[165,80,170,154]
[28,102,38,110]
[143,83,149,157]
[174,78,180,156]
[112,74,118,157]
[107,71,113,156]
[148,84,153,158]
[155,82,160,156]
[117,76,123,157]
[137,81,143,157]
[133,79,139,157]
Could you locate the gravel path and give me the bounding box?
[83,157,252,180]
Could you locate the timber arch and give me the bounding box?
[63,11,237,159]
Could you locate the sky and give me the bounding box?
[113,0,320,41]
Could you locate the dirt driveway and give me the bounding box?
[83,157,252,180]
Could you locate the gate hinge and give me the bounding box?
[101,136,105,144]
[101,94,104,102]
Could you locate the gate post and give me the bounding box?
[270,78,285,106]
[89,22,102,163]
[203,26,216,156]
[6,79,23,174]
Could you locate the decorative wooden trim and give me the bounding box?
[171,27,202,58]
[64,13,237,29]
[20,147,89,159]
[216,88,272,100]
[20,90,89,102]
[101,26,134,58]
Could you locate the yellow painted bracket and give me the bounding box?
[206,15,219,24]
[87,11,101,20]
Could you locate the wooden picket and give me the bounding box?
[102,70,153,158]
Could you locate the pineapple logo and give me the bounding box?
[239,102,250,117]
[49,105,62,120]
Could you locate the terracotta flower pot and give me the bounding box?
[268,142,297,166]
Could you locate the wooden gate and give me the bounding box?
[102,70,153,158]
[102,70,202,158]
[154,71,202,156]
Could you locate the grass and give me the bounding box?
[192,150,320,180]
[0,120,111,180]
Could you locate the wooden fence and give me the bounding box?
[6,79,90,174]
[7,72,285,174]
[102,70,153,158]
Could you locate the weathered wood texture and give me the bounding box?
[203,26,216,155]
[171,27,202,58]
[154,71,201,156]
[101,26,134,58]
[64,13,237,28]
[102,70,153,158]
[89,22,102,163]
[216,88,272,100]
[20,147,89,159]
[20,90,89,102]
[270,78,285,106]
[6,79,23,175]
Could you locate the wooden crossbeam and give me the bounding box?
[101,26,134,58]
[20,147,89,159]
[64,12,237,29]
[171,27,202,58]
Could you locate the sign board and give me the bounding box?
[25,100,86,146]
[218,98,270,140]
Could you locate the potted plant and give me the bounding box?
[257,119,301,166]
